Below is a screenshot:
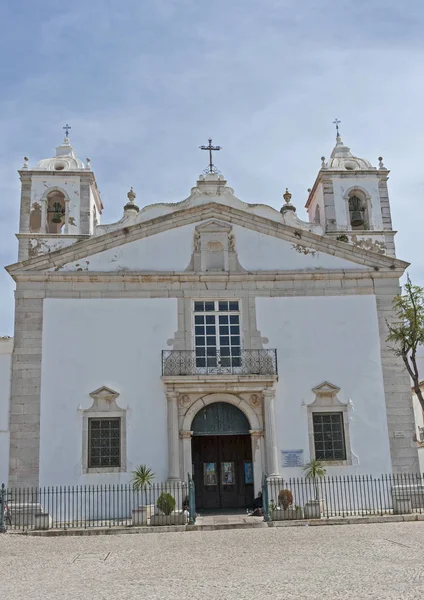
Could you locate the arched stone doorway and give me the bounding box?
[191,402,255,510]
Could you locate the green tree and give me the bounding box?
[386,275,424,413]
[303,459,326,500]
[131,464,155,506]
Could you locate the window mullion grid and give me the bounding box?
[194,300,240,371]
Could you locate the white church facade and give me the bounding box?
[0,131,419,509]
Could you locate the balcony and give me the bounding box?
[162,349,278,377]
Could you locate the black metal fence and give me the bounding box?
[262,473,424,521]
[162,349,278,376]
[0,479,196,531]
[2,473,424,531]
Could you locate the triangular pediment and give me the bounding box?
[89,386,120,399]
[6,202,408,277]
[312,381,341,395]
[195,219,232,233]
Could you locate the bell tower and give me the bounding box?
[305,127,395,256]
[16,131,103,261]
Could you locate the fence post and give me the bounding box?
[0,483,6,533]
[188,474,196,525]
[262,473,270,522]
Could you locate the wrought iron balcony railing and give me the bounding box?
[162,349,278,376]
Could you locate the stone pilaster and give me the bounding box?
[8,290,44,487]
[180,430,193,481]
[250,429,265,493]
[166,391,181,480]
[375,281,419,473]
[79,176,91,235]
[18,173,32,261]
[378,173,396,256]
[323,179,337,232]
[263,389,279,476]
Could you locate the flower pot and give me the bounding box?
[270,507,303,521]
[132,505,155,526]
[393,495,412,515]
[304,500,321,519]
[34,513,52,530]
[150,512,188,526]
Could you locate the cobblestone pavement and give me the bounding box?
[1,522,424,599]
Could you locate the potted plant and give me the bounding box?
[303,459,326,519]
[156,492,176,516]
[150,491,188,526]
[270,489,302,521]
[131,464,155,526]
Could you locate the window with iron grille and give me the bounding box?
[312,412,346,461]
[88,418,121,468]
[194,300,241,369]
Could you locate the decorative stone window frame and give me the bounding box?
[82,386,127,474]
[306,381,352,466]
[343,186,372,231]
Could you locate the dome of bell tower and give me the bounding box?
[35,136,85,171]
[325,135,375,171]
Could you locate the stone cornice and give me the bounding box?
[162,375,278,393]
[10,268,405,284]
[6,201,409,277]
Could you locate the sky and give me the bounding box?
[0,0,423,334]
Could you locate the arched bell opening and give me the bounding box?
[347,189,370,230]
[46,189,67,233]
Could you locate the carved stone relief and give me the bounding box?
[186,219,245,272]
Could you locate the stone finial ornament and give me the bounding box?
[378,156,385,169]
[85,157,91,170]
[280,188,296,213]
[22,156,29,169]
[321,156,326,168]
[127,187,136,202]
[123,186,139,213]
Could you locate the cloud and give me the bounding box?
[0,0,423,332]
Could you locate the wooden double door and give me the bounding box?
[192,434,254,510]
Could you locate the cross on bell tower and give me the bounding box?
[332,118,341,138]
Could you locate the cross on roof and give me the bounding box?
[63,124,71,138]
[199,138,222,174]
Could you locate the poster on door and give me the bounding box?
[244,461,253,484]
[203,463,217,486]
[221,462,235,485]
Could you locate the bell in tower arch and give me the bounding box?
[348,195,365,227]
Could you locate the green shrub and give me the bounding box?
[157,492,176,516]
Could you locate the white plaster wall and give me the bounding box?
[410,346,424,472]
[39,298,177,486]
[306,183,324,225]
[0,340,12,485]
[31,174,81,234]
[332,176,383,230]
[233,225,367,271]
[59,224,196,272]
[412,394,424,473]
[256,294,392,477]
[28,236,82,257]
